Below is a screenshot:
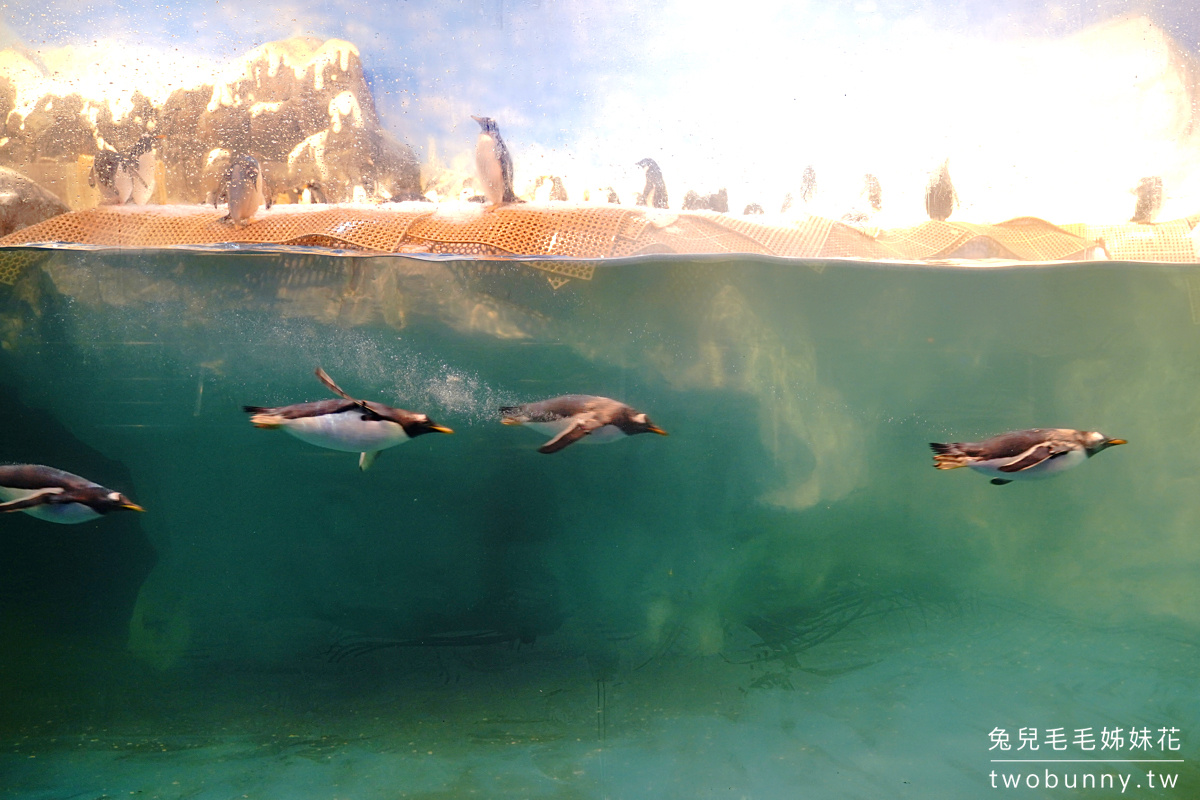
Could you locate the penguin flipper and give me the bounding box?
[313,367,373,415]
[314,367,354,401]
[997,443,1068,473]
[0,487,65,512]
[359,451,380,471]
[990,478,1013,486]
[538,419,602,454]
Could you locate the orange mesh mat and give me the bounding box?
[3,206,1198,288]
[1063,216,1198,262]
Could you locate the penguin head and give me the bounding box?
[129,133,165,157]
[472,115,500,135]
[618,410,668,438]
[636,158,657,170]
[229,154,261,183]
[401,414,455,438]
[1082,431,1127,455]
[96,489,146,514]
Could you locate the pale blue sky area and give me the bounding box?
[3,0,1193,152]
[4,0,1198,221]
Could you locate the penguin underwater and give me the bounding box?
[471,115,520,211]
[0,464,144,524]
[244,368,453,470]
[930,428,1126,485]
[500,395,668,454]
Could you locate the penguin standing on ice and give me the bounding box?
[636,158,668,208]
[925,159,957,221]
[471,115,519,211]
[799,165,817,204]
[930,428,1126,485]
[1130,176,1163,224]
[89,149,129,205]
[220,154,268,227]
[88,133,163,205]
[0,464,144,523]
[126,133,164,205]
[244,368,453,470]
[500,395,668,454]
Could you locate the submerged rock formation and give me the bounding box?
[0,38,420,207]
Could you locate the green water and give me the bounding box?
[1,249,1198,798]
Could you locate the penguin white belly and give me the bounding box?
[0,487,100,524]
[969,448,1086,481]
[280,411,410,453]
[130,152,156,204]
[526,420,623,445]
[475,135,505,205]
[113,169,135,204]
[229,189,261,225]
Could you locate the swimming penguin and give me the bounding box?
[126,133,163,205]
[221,154,268,227]
[926,159,957,221]
[243,368,453,470]
[1130,176,1163,224]
[635,158,668,208]
[471,115,519,211]
[500,395,668,454]
[0,464,144,524]
[930,428,1126,485]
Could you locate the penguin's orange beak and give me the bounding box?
[1105,438,1127,446]
[428,425,454,434]
[647,425,669,436]
[501,417,523,426]
[122,502,146,512]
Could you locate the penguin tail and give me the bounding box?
[0,488,63,512]
[930,442,969,469]
[243,407,284,429]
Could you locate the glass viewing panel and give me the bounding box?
[2,3,1199,800]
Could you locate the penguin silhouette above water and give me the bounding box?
[930,428,1126,485]
[471,115,519,211]
[636,158,669,208]
[126,133,163,205]
[500,395,668,454]
[0,464,144,523]
[244,368,453,470]
[925,159,957,221]
[220,154,269,227]
[799,165,817,204]
[89,133,163,206]
[1130,176,1163,224]
[89,149,129,205]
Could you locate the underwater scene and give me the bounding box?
[1,248,1199,798]
[4,0,1200,797]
